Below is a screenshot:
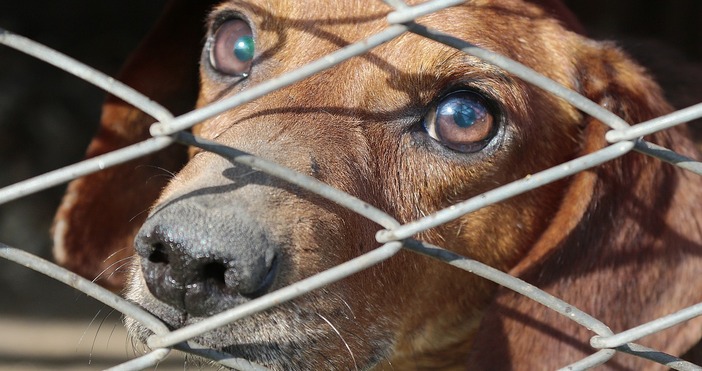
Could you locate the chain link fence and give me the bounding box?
[2,0,702,370]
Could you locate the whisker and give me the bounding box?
[104,310,119,351]
[90,309,115,365]
[317,313,358,371]
[136,164,178,178]
[129,207,152,223]
[103,247,129,262]
[104,259,135,282]
[92,256,134,283]
[78,308,103,361]
[331,292,356,320]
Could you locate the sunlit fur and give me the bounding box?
[55,1,702,370]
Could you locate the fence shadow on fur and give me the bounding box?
[2,0,702,370]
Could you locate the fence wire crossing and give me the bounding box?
[2,0,702,370]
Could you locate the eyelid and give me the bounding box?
[209,10,248,33]
[424,105,440,138]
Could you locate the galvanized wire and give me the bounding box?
[104,349,171,371]
[172,132,400,230]
[0,137,173,204]
[148,25,409,136]
[402,239,614,338]
[633,139,702,175]
[0,28,173,125]
[606,102,702,142]
[2,1,702,370]
[0,243,169,336]
[173,342,272,371]
[146,241,403,349]
[0,28,176,205]
[614,344,702,371]
[375,141,635,243]
[591,302,702,350]
[401,22,632,131]
[404,240,699,371]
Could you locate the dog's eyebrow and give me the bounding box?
[206,8,251,31]
[207,2,264,30]
[428,51,522,93]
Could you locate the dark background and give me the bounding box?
[0,2,170,369]
[569,0,702,61]
[0,0,699,369]
[0,1,166,318]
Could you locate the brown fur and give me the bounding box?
[53,0,702,369]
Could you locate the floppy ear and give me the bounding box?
[527,0,585,34]
[468,43,702,368]
[52,0,215,290]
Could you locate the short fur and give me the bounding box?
[53,0,702,369]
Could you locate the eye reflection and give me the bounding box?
[424,91,496,153]
[209,18,255,77]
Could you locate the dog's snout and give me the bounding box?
[134,201,279,317]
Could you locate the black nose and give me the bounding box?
[134,199,279,317]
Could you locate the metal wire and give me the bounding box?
[172,132,401,230]
[0,244,169,336]
[146,241,403,349]
[173,343,272,371]
[148,25,409,136]
[2,0,702,370]
[402,239,614,337]
[104,349,171,371]
[375,141,635,243]
[634,139,702,175]
[606,102,702,142]
[591,302,702,350]
[0,28,173,125]
[0,137,174,204]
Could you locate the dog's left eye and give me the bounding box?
[424,91,496,153]
[209,18,254,76]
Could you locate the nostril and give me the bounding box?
[148,243,169,264]
[201,261,227,286]
[240,254,279,299]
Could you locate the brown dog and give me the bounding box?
[52,0,702,369]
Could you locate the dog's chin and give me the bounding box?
[124,308,310,370]
[124,283,390,370]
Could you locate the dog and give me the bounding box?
[52,0,702,369]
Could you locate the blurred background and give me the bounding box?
[0,1,181,369]
[0,0,700,369]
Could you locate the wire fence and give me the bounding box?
[2,0,702,370]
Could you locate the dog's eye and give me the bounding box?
[424,91,496,153]
[209,19,254,76]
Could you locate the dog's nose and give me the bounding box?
[134,200,279,317]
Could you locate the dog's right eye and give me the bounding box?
[424,91,497,153]
[208,18,254,77]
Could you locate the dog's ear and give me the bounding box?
[52,0,215,290]
[527,0,585,34]
[469,42,702,368]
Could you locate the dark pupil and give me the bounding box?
[233,35,254,62]
[448,101,478,128]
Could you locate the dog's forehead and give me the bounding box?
[196,0,579,140]
[211,0,557,56]
[205,0,569,95]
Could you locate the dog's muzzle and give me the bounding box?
[134,194,280,317]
